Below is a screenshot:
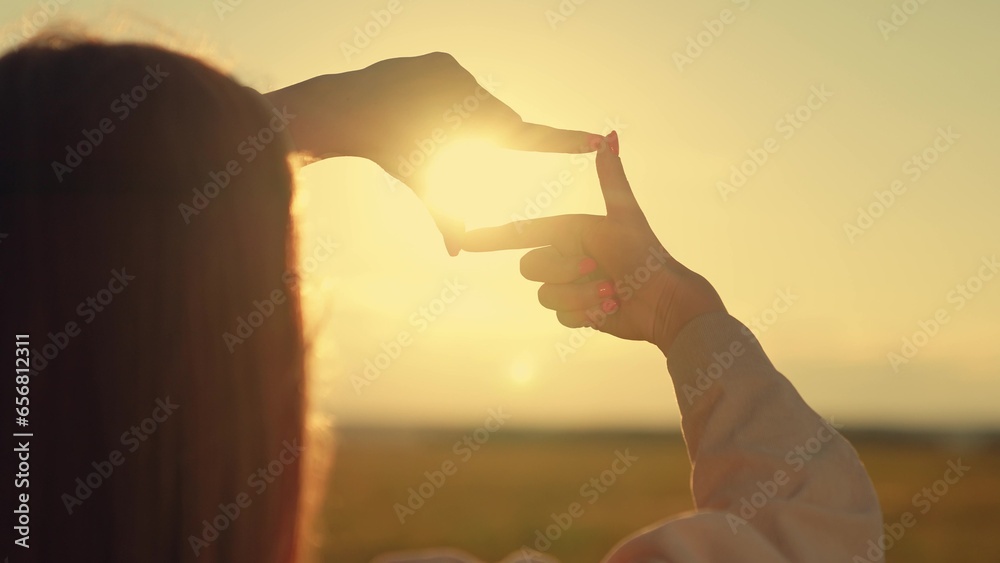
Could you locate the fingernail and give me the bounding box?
[607,130,620,156]
[596,280,615,298]
[601,299,619,314]
[578,257,597,275]
[587,134,604,151]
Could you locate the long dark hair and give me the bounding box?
[1,37,306,562]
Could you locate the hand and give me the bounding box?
[371,548,485,563]
[372,547,557,563]
[461,132,726,353]
[264,52,602,255]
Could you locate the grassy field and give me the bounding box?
[316,429,1000,562]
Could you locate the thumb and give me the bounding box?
[596,131,643,220]
[389,170,466,256]
[431,211,466,257]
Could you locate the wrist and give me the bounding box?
[653,272,726,356]
[264,74,351,160]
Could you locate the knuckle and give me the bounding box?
[424,51,457,66]
[556,310,572,328]
[519,253,534,279]
[556,310,581,329]
[424,51,446,59]
[536,284,550,306]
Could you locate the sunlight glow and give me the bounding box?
[423,139,509,228]
[509,356,536,387]
[422,138,592,230]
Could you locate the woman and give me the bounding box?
[0,38,882,562]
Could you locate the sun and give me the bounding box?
[422,138,585,230]
[509,355,536,387]
[423,139,509,229]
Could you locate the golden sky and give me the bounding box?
[5,0,998,429]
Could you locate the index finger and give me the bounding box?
[596,131,644,219]
[501,122,603,154]
[471,91,602,153]
[461,214,601,252]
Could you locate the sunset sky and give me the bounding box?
[5,0,998,430]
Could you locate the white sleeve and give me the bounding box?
[602,312,884,563]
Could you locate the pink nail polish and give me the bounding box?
[579,257,597,275]
[588,135,604,151]
[607,130,620,156]
[601,299,619,314]
[596,281,615,298]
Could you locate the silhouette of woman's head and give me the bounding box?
[1,38,306,562]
